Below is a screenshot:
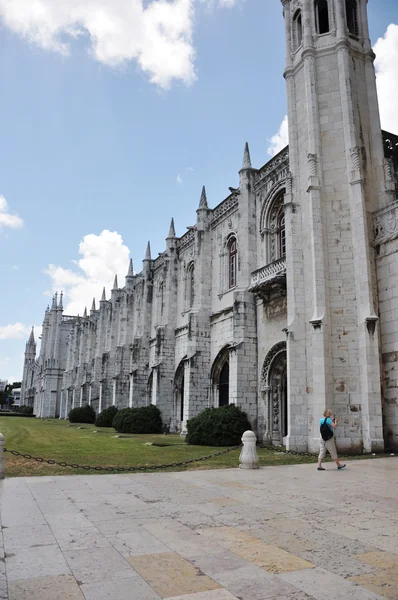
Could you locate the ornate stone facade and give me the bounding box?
[21,0,398,452]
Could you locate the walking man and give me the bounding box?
[317,409,346,471]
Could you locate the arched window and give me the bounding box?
[159,282,164,318]
[292,10,303,51]
[228,237,237,289]
[345,0,359,37]
[187,263,195,308]
[315,0,330,34]
[277,212,286,258]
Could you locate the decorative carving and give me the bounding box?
[350,146,361,171]
[365,316,378,337]
[307,153,317,177]
[251,257,287,289]
[178,228,195,253]
[373,201,398,245]
[211,195,239,229]
[383,158,394,182]
[285,172,293,195]
[260,341,286,389]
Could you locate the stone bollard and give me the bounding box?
[239,430,259,469]
[0,433,5,479]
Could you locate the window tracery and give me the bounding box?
[266,194,286,263]
[186,263,195,309]
[228,237,237,289]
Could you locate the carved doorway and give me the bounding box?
[261,342,287,444]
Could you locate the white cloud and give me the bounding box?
[176,173,183,184]
[0,0,249,88]
[45,229,131,315]
[0,323,31,340]
[0,195,24,229]
[374,23,398,135]
[267,115,289,157]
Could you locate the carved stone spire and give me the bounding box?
[58,291,63,310]
[51,294,57,310]
[112,274,118,290]
[28,327,35,345]
[101,287,106,302]
[242,142,252,169]
[83,306,87,318]
[198,186,208,209]
[144,241,151,261]
[168,217,176,238]
[126,259,134,277]
[91,298,96,312]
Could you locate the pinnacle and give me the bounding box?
[242,142,252,169]
[51,294,57,310]
[113,274,118,290]
[58,291,63,310]
[198,186,208,209]
[126,258,134,277]
[168,217,176,238]
[83,307,87,318]
[28,327,35,345]
[91,298,96,312]
[145,241,151,261]
[101,287,106,302]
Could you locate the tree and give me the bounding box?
[0,387,15,408]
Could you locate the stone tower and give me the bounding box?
[21,327,36,404]
[281,0,386,452]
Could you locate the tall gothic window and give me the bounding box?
[187,263,195,308]
[228,237,237,289]
[277,213,286,258]
[159,282,164,319]
[345,0,359,37]
[315,0,330,34]
[292,10,302,50]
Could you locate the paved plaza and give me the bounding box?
[0,458,398,599]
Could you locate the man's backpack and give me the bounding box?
[320,417,333,441]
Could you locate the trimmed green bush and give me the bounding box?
[95,405,119,427]
[112,405,162,434]
[186,404,252,446]
[17,405,34,415]
[68,404,96,424]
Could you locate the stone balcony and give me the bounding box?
[249,257,287,299]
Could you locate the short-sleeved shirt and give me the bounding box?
[320,417,333,432]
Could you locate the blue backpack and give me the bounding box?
[320,417,333,441]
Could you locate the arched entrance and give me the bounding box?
[211,347,230,407]
[173,360,186,431]
[261,342,288,444]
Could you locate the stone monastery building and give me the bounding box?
[21,0,398,453]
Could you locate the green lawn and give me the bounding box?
[0,417,386,477]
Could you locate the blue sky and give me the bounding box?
[0,0,397,383]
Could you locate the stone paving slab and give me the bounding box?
[0,458,397,599]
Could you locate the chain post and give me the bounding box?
[0,433,5,479]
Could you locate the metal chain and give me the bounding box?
[3,445,241,472]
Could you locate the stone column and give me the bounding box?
[262,386,271,445]
[128,374,134,408]
[59,390,64,420]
